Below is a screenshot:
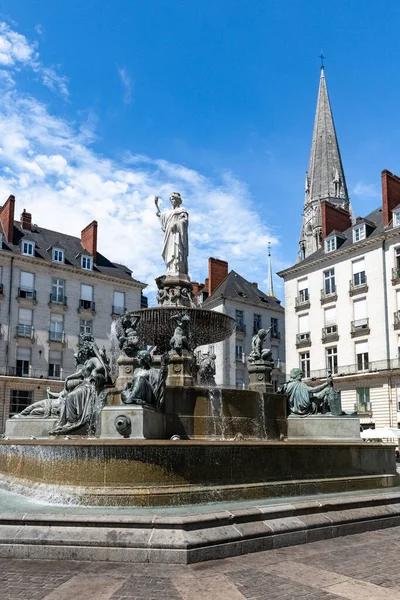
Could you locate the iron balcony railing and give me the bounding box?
[295,294,310,310]
[18,287,36,301]
[322,324,339,342]
[79,299,95,311]
[355,401,372,413]
[349,276,368,295]
[307,358,400,380]
[0,366,71,379]
[394,311,400,330]
[112,305,126,315]
[49,293,67,305]
[16,324,34,338]
[320,287,337,303]
[235,323,246,333]
[296,332,311,347]
[351,318,370,335]
[270,330,281,340]
[48,330,65,343]
[392,267,400,282]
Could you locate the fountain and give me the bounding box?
[0,190,398,517]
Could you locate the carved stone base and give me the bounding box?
[115,354,138,390]
[248,360,274,393]
[100,405,165,439]
[287,415,361,441]
[156,274,193,308]
[5,417,59,439]
[167,351,194,387]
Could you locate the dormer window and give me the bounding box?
[52,248,64,263]
[81,256,92,270]
[22,241,35,256]
[393,209,400,228]
[325,237,336,253]
[353,224,366,243]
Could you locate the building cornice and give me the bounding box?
[204,294,284,314]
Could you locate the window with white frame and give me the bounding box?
[299,351,310,378]
[324,306,337,334]
[356,387,370,412]
[353,297,368,327]
[298,313,309,334]
[235,344,243,361]
[113,291,125,314]
[397,385,400,413]
[325,236,336,252]
[297,277,309,302]
[355,340,369,371]
[16,347,30,377]
[394,210,400,228]
[22,240,34,256]
[323,268,335,295]
[395,247,400,270]
[49,314,64,342]
[52,248,64,263]
[81,255,92,270]
[253,313,262,333]
[353,224,366,242]
[326,346,338,374]
[80,318,92,339]
[352,258,366,287]
[80,284,93,309]
[51,278,65,303]
[17,308,32,337]
[49,350,62,378]
[20,271,35,299]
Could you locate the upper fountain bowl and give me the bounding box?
[131,306,236,353]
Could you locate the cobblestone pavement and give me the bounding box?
[3,526,400,599]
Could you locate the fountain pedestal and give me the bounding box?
[156,274,193,308]
[248,360,274,393]
[5,417,59,439]
[167,351,194,387]
[100,405,165,439]
[115,354,138,390]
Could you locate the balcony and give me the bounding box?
[349,277,368,296]
[392,267,400,285]
[295,295,310,311]
[48,330,65,343]
[112,305,126,316]
[320,288,337,304]
[322,324,339,343]
[351,318,370,337]
[16,324,34,339]
[395,311,400,330]
[296,332,311,348]
[18,288,37,303]
[235,323,246,334]
[308,359,400,380]
[49,293,67,307]
[78,299,96,314]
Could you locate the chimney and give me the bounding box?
[382,170,400,226]
[0,195,15,242]
[20,209,32,231]
[81,220,98,257]
[208,257,228,295]
[321,200,352,241]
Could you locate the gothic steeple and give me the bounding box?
[299,67,351,260]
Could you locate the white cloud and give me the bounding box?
[0,23,278,301]
[117,67,133,105]
[352,181,380,199]
[0,21,68,97]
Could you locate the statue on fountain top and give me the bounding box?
[116,313,141,357]
[248,328,273,364]
[155,192,189,277]
[170,313,191,356]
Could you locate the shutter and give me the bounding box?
[324,306,336,325]
[298,278,308,291]
[353,298,367,320]
[50,313,63,324]
[81,284,93,301]
[355,340,368,355]
[49,351,62,364]
[20,271,34,289]
[18,309,32,325]
[17,347,30,360]
[113,291,125,308]
[352,258,365,275]
[397,290,400,311]
[298,314,309,333]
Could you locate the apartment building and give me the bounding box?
[0,195,145,429]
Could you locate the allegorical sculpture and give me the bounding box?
[155,192,189,276]
[50,335,111,434]
[281,368,343,417]
[248,328,273,363]
[198,352,217,386]
[121,350,168,409]
[12,387,63,419]
[247,328,274,393]
[169,313,191,356]
[116,313,141,357]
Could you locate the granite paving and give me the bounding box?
[2,525,400,599]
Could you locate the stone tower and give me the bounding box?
[299,67,351,260]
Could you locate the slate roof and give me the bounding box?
[203,270,283,310]
[1,220,144,285]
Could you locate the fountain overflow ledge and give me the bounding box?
[0,488,400,564]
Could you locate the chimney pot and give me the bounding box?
[0,195,15,242]
[81,220,98,258]
[21,209,32,231]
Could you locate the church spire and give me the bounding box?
[267,242,275,297]
[299,66,351,260]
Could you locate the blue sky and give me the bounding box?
[1,1,400,300]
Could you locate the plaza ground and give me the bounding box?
[2,525,400,599]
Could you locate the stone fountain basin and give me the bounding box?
[133,306,236,353]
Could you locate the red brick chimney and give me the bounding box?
[321,201,352,241]
[382,170,400,226]
[0,195,15,243]
[208,257,228,295]
[81,220,98,257]
[20,209,32,231]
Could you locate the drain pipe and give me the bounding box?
[381,239,392,425]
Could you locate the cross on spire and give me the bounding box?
[319,51,325,69]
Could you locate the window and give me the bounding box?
[325,237,336,252]
[235,310,244,326]
[393,210,400,228]
[356,388,370,412]
[299,352,310,378]
[49,314,63,342]
[22,241,34,256]
[113,291,125,314]
[236,371,244,389]
[326,346,338,374]
[323,269,335,295]
[352,258,366,286]
[298,313,309,334]
[51,278,65,303]
[271,317,279,338]
[9,390,32,417]
[52,248,64,263]
[297,278,309,302]
[19,271,35,299]
[17,308,32,337]
[49,351,62,378]
[253,313,262,333]
[16,347,30,377]
[81,255,92,270]
[80,284,93,309]
[353,298,368,327]
[235,344,243,361]
[353,224,366,242]
[80,319,92,339]
[355,340,369,371]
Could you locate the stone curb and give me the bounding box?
[1,490,400,563]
